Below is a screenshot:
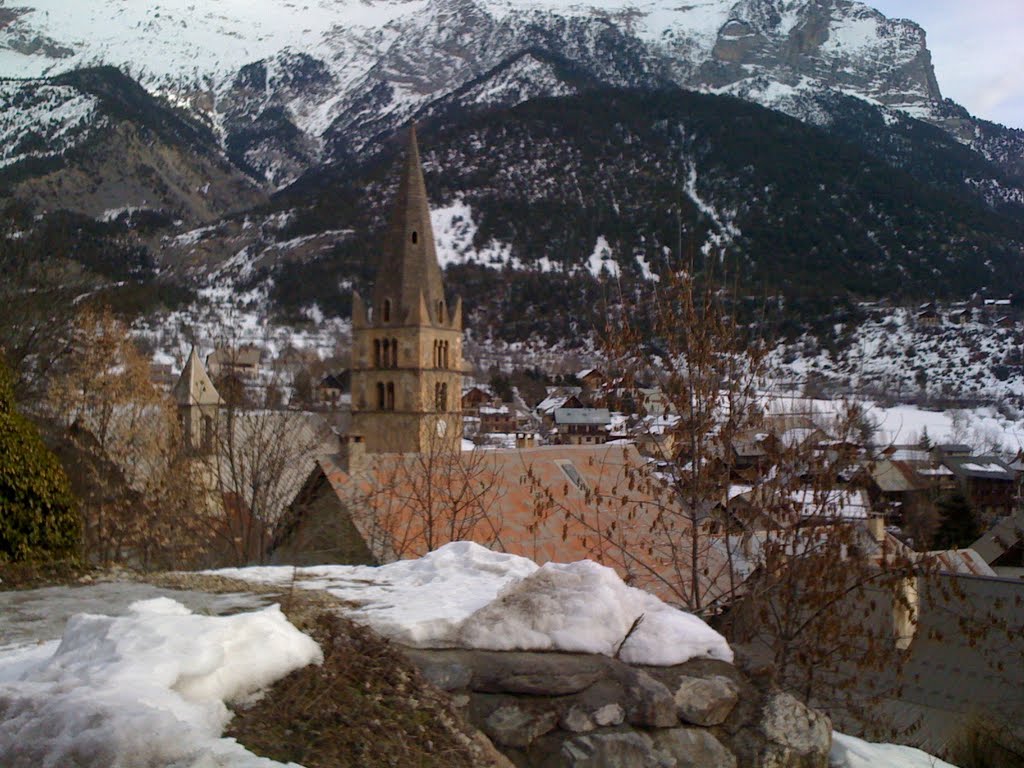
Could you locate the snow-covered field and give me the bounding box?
[0,543,959,767]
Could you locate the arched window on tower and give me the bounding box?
[440,382,448,411]
[386,382,395,410]
[376,382,385,410]
[382,299,391,323]
[390,338,398,368]
[436,300,444,324]
[442,340,449,369]
[411,231,418,244]
[374,339,382,367]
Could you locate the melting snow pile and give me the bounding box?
[0,598,321,768]
[831,732,960,768]
[217,541,733,665]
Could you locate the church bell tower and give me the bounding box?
[350,127,463,454]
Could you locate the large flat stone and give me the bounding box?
[400,648,608,695]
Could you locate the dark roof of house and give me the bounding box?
[877,573,1024,753]
[971,513,1024,564]
[942,455,1015,481]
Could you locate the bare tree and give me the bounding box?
[45,306,207,568]
[355,429,506,561]
[523,264,934,731]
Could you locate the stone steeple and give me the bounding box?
[371,125,447,326]
[173,346,222,407]
[349,127,463,454]
[173,346,221,453]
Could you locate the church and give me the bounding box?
[348,127,464,455]
[268,128,721,608]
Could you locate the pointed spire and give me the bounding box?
[372,125,446,326]
[173,347,222,407]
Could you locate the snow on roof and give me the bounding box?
[215,541,732,666]
[944,456,1015,480]
[0,598,320,767]
[554,407,612,425]
[790,488,870,519]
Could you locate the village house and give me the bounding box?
[553,407,611,445]
[206,345,262,380]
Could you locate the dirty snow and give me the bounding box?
[214,541,733,665]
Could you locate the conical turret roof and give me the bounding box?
[372,126,446,324]
[172,347,222,406]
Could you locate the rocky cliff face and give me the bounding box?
[0,0,997,187]
[0,68,265,223]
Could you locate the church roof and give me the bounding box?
[172,347,222,407]
[372,126,446,325]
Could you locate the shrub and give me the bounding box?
[0,362,79,563]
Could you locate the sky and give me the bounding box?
[870,0,1024,129]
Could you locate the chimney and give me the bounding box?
[339,433,367,473]
[867,515,885,544]
[516,432,537,449]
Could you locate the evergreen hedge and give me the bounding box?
[0,362,79,563]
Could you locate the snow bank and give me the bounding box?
[459,560,732,664]
[0,598,320,768]
[217,542,732,666]
[831,731,959,768]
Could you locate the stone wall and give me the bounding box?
[401,647,831,768]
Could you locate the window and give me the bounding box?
[411,231,418,244]
[390,338,398,368]
[555,460,589,493]
[442,340,449,369]
[382,299,391,323]
[376,382,385,409]
[373,339,382,367]
[386,382,395,410]
[436,300,444,323]
[435,382,448,411]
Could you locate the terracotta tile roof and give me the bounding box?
[314,444,732,606]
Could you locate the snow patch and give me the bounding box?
[215,541,732,666]
[0,599,320,768]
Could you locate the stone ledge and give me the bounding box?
[397,646,831,768]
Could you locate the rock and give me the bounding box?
[652,727,737,768]
[401,650,473,691]
[611,666,678,728]
[401,648,607,695]
[560,705,595,733]
[484,705,559,748]
[758,692,831,767]
[468,651,609,695]
[673,674,740,726]
[560,731,673,768]
[592,703,625,727]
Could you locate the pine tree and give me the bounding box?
[934,491,980,550]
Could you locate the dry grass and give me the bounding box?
[227,611,493,768]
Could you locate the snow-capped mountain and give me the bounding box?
[1,0,1001,187]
